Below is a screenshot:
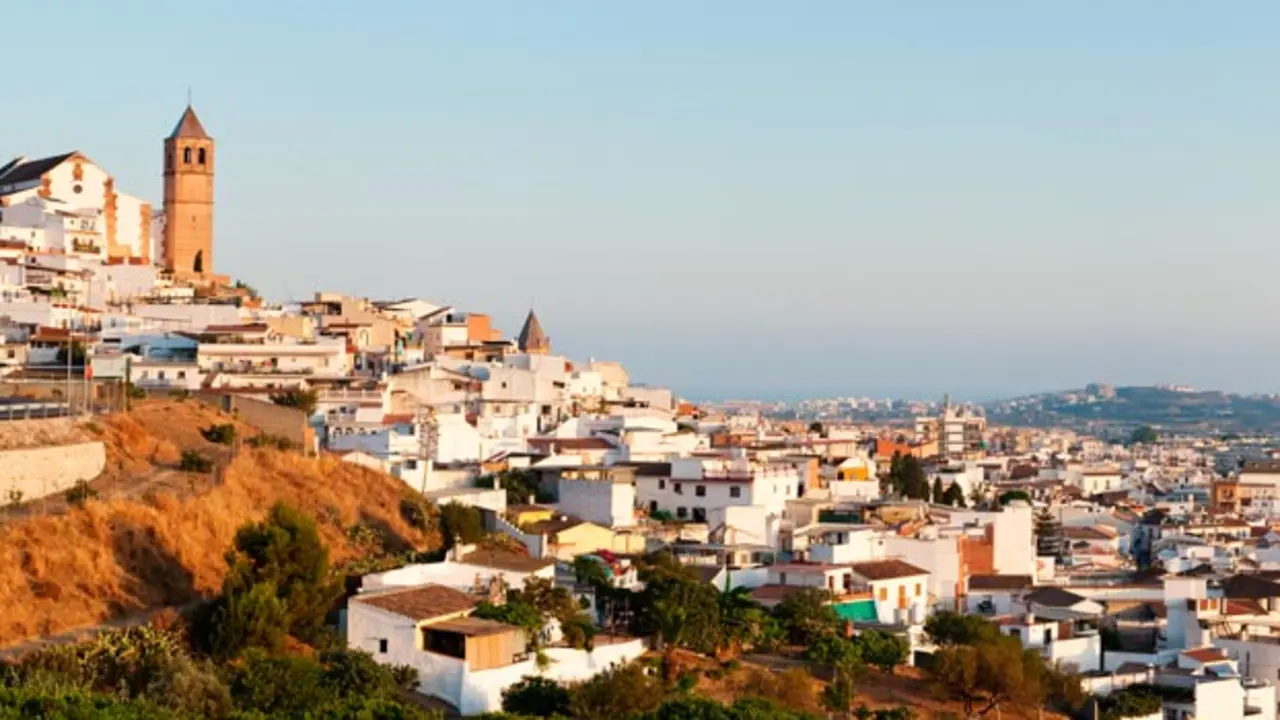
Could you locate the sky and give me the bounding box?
[6,2,1280,400]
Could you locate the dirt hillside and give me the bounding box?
[0,399,437,647]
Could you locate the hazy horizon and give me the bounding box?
[7,2,1280,396]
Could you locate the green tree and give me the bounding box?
[851,629,909,674]
[55,341,88,366]
[924,611,1001,646]
[437,502,484,548]
[1129,425,1158,445]
[219,502,342,644]
[270,387,319,416]
[718,585,767,652]
[997,490,1031,506]
[930,638,1049,718]
[771,587,839,645]
[502,676,572,717]
[572,555,612,589]
[942,481,966,507]
[898,456,928,500]
[821,667,858,718]
[568,663,665,720]
[805,635,862,671]
[207,580,290,659]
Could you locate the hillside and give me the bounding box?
[985,384,1280,435]
[0,399,438,648]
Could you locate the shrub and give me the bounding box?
[206,581,289,659]
[221,502,342,643]
[179,451,212,473]
[437,502,484,548]
[568,664,665,720]
[502,676,572,717]
[399,495,433,532]
[200,423,236,445]
[125,383,147,399]
[247,433,296,450]
[65,480,99,506]
[270,388,319,416]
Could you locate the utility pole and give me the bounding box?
[416,402,438,494]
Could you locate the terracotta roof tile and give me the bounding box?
[851,559,929,581]
[355,584,476,621]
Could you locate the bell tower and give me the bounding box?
[163,105,214,278]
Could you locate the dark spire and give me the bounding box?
[169,105,209,140]
[517,310,550,354]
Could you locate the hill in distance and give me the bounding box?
[984,384,1280,434]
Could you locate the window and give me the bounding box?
[729,486,741,499]
[674,482,683,495]
[378,638,388,654]
[692,507,706,523]
[157,371,166,380]
[915,583,921,597]
[183,147,192,163]
[878,587,887,601]
[779,572,787,585]
[695,485,706,497]
[676,507,687,519]
[658,479,665,490]
[198,148,206,164]
[177,371,186,379]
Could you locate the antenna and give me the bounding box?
[187,87,193,106]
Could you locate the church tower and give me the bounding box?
[517,309,551,355]
[163,105,214,278]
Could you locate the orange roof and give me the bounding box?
[1181,648,1227,663]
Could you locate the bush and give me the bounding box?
[65,479,99,506]
[247,433,296,450]
[438,502,484,548]
[126,383,147,399]
[399,495,433,532]
[206,581,289,659]
[200,423,236,445]
[220,502,342,643]
[270,388,319,416]
[568,663,665,720]
[503,676,572,717]
[179,451,212,473]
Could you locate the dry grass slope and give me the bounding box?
[0,399,437,647]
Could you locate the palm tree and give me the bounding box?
[718,585,764,654]
[652,597,689,683]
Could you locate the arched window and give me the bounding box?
[183,147,192,164]
[197,148,206,165]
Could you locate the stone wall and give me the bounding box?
[195,393,315,453]
[0,441,106,500]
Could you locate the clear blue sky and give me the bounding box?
[7,2,1280,400]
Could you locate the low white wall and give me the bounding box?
[0,441,105,499]
[458,639,648,715]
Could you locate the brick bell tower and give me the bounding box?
[163,105,214,278]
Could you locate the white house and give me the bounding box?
[346,583,646,715]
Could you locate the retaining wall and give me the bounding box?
[0,441,106,500]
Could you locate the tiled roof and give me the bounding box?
[968,574,1034,591]
[461,548,556,573]
[1181,647,1227,663]
[526,436,614,450]
[1024,586,1089,608]
[851,559,929,581]
[355,584,476,621]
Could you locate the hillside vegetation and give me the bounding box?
[0,399,438,647]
